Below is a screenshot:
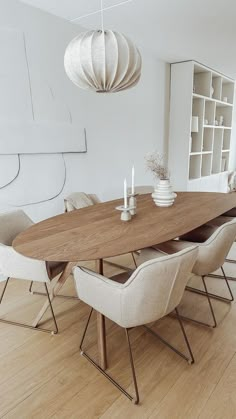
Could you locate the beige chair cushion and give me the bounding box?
[145,218,236,277]
[74,246,198,328]
[64,192,100,212]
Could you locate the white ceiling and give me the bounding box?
[20,0,236,78]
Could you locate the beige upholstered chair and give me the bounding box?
[140,219,236,328]
[64,191,137,270]
[73,246,198,404]
[0,210,67,334]
[64,192,100,212]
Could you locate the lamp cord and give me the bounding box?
[101,0,104,32]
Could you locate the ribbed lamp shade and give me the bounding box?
[64,30,142,93]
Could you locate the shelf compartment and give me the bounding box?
[221,79,235,104]
[191,98,204,152]
[203,127,214,152]
[212,76,222,101]
[201,153,212,177]
[215,105,233,127]
[204,100,216,126]
[223,130,231,150]
[221,151,230,172]
[189,154,201,179]
[212,129,223,174]
[193,69,212,97]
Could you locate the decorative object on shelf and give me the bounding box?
[215,119,219,126]
[191,116,199,133]
[145,151,176,207]
[210,85,214,98]
[204,119,209,125]
[193,84,196,93]
[64,0,142,93]
[221,157,227,172]
[219,115,224,126]
[228,171,236,192]
[223,97,228,103]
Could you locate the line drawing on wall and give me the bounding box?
[0,28,87,207]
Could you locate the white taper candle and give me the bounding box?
[124,178,127,208]
[131,165,135,195]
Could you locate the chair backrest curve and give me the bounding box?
[194,218,236,276]
[120,246,198,327]
[0,210,33,246]
[64,192,100,211]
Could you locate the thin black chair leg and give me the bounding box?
[175,308,194,364]
[29,281,33,293]
[79,310,140,404]
[131,252,137,269]
[202,276,217,328]
[221,267,234,302]
[44,283,58,335]
[125,328,139,404]
[0,278,10,304]
[0,282,58,334]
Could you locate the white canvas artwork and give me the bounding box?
[0,28,86,154]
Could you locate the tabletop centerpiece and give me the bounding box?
[145,151,176,207]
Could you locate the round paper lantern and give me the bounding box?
[64,30,142,93]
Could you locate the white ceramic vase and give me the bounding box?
[152,179,177,207]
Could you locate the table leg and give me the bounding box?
[96,259,107,370]
[32,262,76,328]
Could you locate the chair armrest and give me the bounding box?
[73,266,124,326]
[0,244,49,282]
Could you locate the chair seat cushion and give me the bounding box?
[110,271,132,284]
[223,207,236,217]
[180,217,233,243]
[153,240,194,255]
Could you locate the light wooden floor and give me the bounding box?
[1,248,236,419]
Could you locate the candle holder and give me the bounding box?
[128,193,138,215]
[116,205,133,221]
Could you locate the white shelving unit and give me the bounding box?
[169,61,235,192]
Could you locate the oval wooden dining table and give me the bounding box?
[13,191,236,369]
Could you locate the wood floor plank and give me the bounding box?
[198,353,236,419]
[0,252,236,418]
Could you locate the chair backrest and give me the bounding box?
[121,246,198,327]
[193,218,236,276]
[0,210,33,246]
[64,192,100,212]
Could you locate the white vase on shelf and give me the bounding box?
[152,179,177,207]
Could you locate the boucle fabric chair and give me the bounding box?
[73,246,198,404]
[140,219,236,328]
[0,210,66,334]
[64,192,100,211]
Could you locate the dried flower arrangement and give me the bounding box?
[145,151,169,180]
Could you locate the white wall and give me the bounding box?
[0,0,170,221]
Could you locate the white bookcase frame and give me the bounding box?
[169,60,235,192]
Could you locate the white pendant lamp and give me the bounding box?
[64,1,142,93]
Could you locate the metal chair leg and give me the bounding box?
[29,281,78,300]
[0,282,58,335]
[131,252,137,269]
[80,309,139,404]
[0,278,10,304]
[143,307,194,365]
[186,267,234,303]
[177,276,217,328]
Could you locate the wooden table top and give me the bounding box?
[13,192,236,262]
